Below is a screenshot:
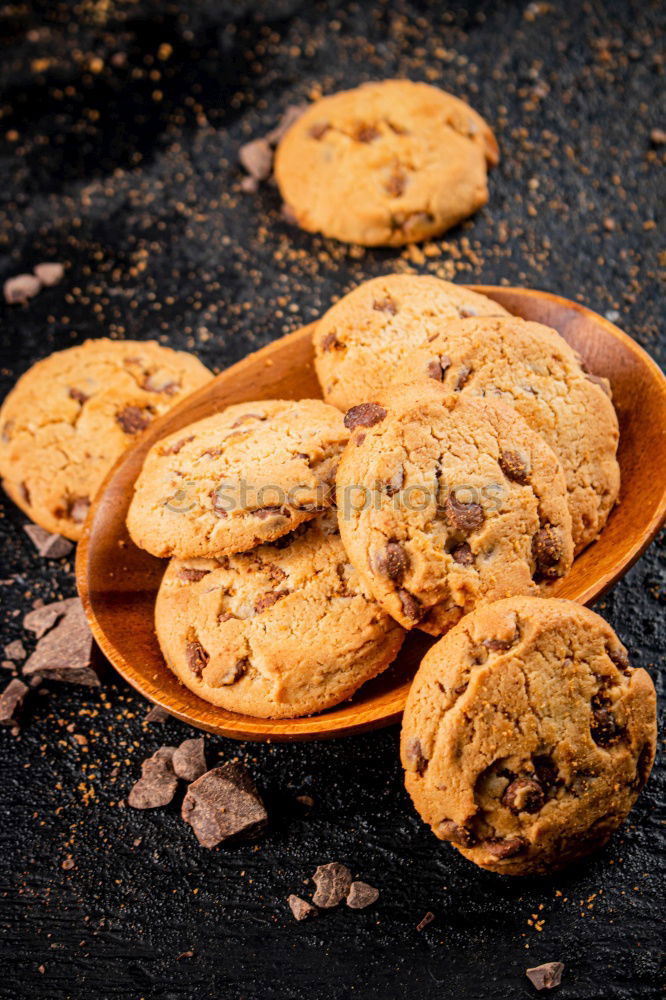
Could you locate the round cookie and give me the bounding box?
[401,315,620,551]
[314,273,509,411]
[336,380,574,636]
[401,597,657,875]
[274,80,498,246]
[155,512,405,718]
[0,339,212,540]
[127,399,349,558]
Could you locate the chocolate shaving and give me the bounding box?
[311,862,352,908]
[22,599,97,686]
[172,738,207,782]
[181,762,268,848]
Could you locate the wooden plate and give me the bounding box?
[76,287,666,741]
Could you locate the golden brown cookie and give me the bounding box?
[127,399,349,558]
[155,512,404,718]
[336,380,573,636]
[274,80,498,246]
[314,274,509,411]
[401,597,656,875]
[0,339,212,540]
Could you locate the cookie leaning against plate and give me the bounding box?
[336,380,573,636]
[401,315,621,552]
[127,399,349,558]
[155,512,405,718]
[314,273,509,411]
[401,597,657,875]
[0,339,212,540]
[274,79,498,246]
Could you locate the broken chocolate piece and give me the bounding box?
[23,523,73,559]
[128,748,178,809]
[532,525,563,578]
[483,636,514,652]
[312,862,352,908]
[254,590,288,615]
[443,494,484,532]
[69,387,89,404]
[181,762,268,848]
[185,640,209,679]
[426,355,451,381]
[178,567,210,583]
[451,542,473,566]
[382,541,409,582]
[23,597,78,639]
[23,599,97,685]
[33,262,64,286]
[405,737,428,775]
[416,911,435,932]
[116,406,152,434]
[437,820,473,846]
[288,895,318,921]
[4,274,41,304]
[239,137,273,181]
[4,639,26,661]
[525,962,564,991]
[0,678,28,727]
[499,450,529,484]
[502,777,545,814]
[346,881,379,909]
[145,703,171,724]
[251,505,290,520]
[608,644,630,674]
[343,402,387,430]
[172,738,207,782]
[454,364,473,390]
[484,836,527,860]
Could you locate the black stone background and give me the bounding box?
[0,1,664,998]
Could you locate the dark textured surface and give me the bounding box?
[0,1,664,998]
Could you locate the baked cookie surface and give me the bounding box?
[401,597,656,875]
[155,512,405,718]
[336,381,573,635]
[402,315,621,551]
[127,399,349,558]
[274,80,498,246]
[314,274,509,411]
[0,339,212,540]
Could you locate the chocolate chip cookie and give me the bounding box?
[155,512,404,718]
[401,315,620,552]
[314,274,509,411]
[0,339,212,540]
[401,596,656,875]
[127,399,349,558]
[336,380,573,635]
[274,80,498,246]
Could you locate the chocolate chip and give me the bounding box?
[23,597,78,639]
[346,881,380,909]
[128,748,178,809]
[288,895,318,921]
[437,820,473,846]
[484,837,527,860]
[181,762,268,848]
[308,122,329,140]
[161,435,194,455]
[0,679,28,727]
[608,644,631,674]
[385,171,407,197]
[142,374,180,395]
[116,406,152,434]
[239,137,273,180]
[185,640,209,678]
[219,657,249,685]
[22,599,97,686]
[255,590,288,614]
[379,541,409,582]
[344,402,387,430]
[532,525,563,578]
[499,450,529,484]
[251,506,290,520]
[320,331,341,352]
[172,738,207,782]
[443,493,484,533]
[525,962,564,991]
[591,693,623,746]
[354,123,380,142]
[533,755,558,790]
[311,862,352,908]
[454,364,473,390]
[451,542,474,566]
[33,262,64,286]
[4,274,41,304]
[426,355,451,381]
[416,911,435,932]
[483,636,514,652]
[23,524,73,559]
[178,566,211,583]
[398,589,422,621]
[372,295,398,315]
[501,777,545,814]
[69,497,90,524]
[68,387,89,404]
[405,737,428,775]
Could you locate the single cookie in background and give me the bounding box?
[274,79,498,246]
[154,511,404,719]
[313,273,509,411]
[401,315,621,552]
[0,339,212,541]
[127,399,349,559]
[400,597,656,875]
[336,380,573,636]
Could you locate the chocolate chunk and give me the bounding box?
[288,895,318,921]
[239,137,273,181]
[161,435,194,456]
[382,541,409,582]
[532,525,563,578]
[116,406,152,434]
[185,640,209,679]
[343,402,387,430]
[385,170,407,197]
[4,639,26,661]
[255,590,288,615]
[502,777,545,814]
[346,881,379,909]
[23,597,78,638]
[68,387,89,404]
[145,703,171,724]
[142,374,180,395]
[23,599,97,686]
[608,644,631,674]
[499,450,529,484]
[437,820,473,846]
[172,738,207,782]
[443,494,484,533]
[128,748,178,809]
[181,763,268,848]
[321,331,341,352]
[426,355,451,381]
[251,505,290,520]
[34,262,64,286]
[308,122,330,140]
[354,123,380,142]
[69,497,90,524]
[525,962,564,991]
[483,636,514,652]
[219,657,249,685]
[0,679,28,727]
[591,693,623,746]
[23,523,74,559]
[405,737,428,775]
[451,542,473,566]
[372,296,398,315]
[484,837,527,860]
[312,862,352,908]
[533,755,558,790]
[454,364,473,390]
[416,911,435,932]
[4,274,41,304]
[178,567,211,583]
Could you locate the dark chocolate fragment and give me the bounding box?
[483,636,515,652]
[116,405,152,434]
[254,590,288,615]
[311,862,352,908]
[443,493,484,533]
[181,763,268,848]
[416,911,435,932]
[23,523,73,559]
[437,820,473,846]
[251,505,290,520]
[172,738,207,782]
[451,542,474,566]
[383,541,409,582]
[288,895,318,921]
[398,589,422,621]
[372,296,398,315]
[498,450,529,484]
[501,777,545,814]
[426,355,451,381]
[354,123,380,142]
[218,657,249,685]
[454,363,473,390]
[185,640,209,679]
[0,678,28,727]
[590,693,623,746]
[145,703,171,724]
[23,597,78,639]
[68,387,89,404]
[532,525,563,578]
[405,737,428,775]
[484,836,527,860]
[321,331,341,352]
[178,566,211,583]
[128,748,178,809]
[346,881,380,909]
[343,403,387,430]
[525,962,564,991]
[22,600,97,686]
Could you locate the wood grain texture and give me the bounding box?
[76,287,666,742]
